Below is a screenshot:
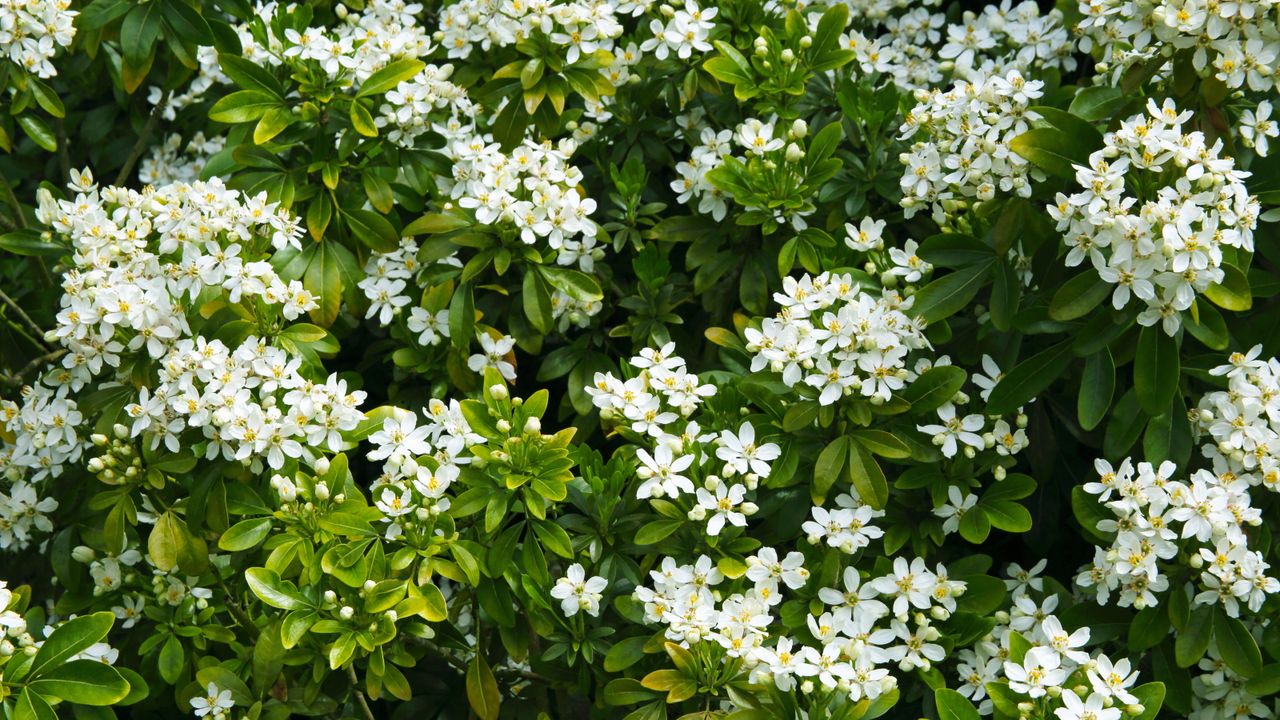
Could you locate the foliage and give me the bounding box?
[0,0,1277,719]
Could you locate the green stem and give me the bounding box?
[115,89,171,186]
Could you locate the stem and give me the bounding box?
[115,89,171,186]
[0,171,25,229]
[55,118,70,184]
[4,348,66,386]
[345,663,377,720]
[214,573,261,641]
[0,289,51,350]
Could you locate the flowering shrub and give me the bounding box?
[0,1,1278,720]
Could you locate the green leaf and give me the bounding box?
[421,582,448,622]
[218,517,273,551]
[357,58,426,98]
[467,653,501,720]
[218,53,284,97]
[958,507,991,543]
[523,269,553,334]
[1245,664,1280,697]
[986,340,1073,415]
[704,41,753,86]
[1049,269,1111,321]
[13,688,56,720]
[934,688,981,720]
[1130,682,1166,720]
[850,430,911,459]
[1215,608,1263,678]
[158,634,184,684]
[813,436,850,500]
[539,266,603,303]
[531,519,574,558]
[604,636,650,673]
[209,90,280,124]
[350,101,378,137]
[80,0,132,29]
[344,208,399,253]
[1069,86,1126,121]
[0,230,64,257]
[1175,606,1213,667]
[120,2,162,66]
[847,441,888,509]
[981,501,1032,533]
[161,0,213,45]
[149,510,189,572]
[1130,606,1171,653]
[1184,300,1228,350]
[30,660,130,705]
[449,283,475,350]
[1009,128,1087,179]
[634,519,683,545]
[17,116,57,152]
[1204,263,1251,311]
[29,612,115,677]
[245,567,309,610]
[910,260,993,324]
[901,365,966,414]
[1079,349,1115,431]
[1134,325,1179,416]
[253,108,295,144]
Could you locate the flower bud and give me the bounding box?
[339,606,355,620]
[314,457,331,476]
[490,384,508,400]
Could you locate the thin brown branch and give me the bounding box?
[115,89,171,186]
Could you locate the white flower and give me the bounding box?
[468,333,518,381]
[1005,646,1066,698]
[1054,691,1122,720]
[190,682,234,718]
[715,422,780,477]
[550,563,608,617]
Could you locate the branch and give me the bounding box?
[4,348,65,387]
[0,289,52,350]
[0,171,25,229]
[114,89,171,186]
[345,664,377,720]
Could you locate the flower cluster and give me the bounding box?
[364,401,483,539]
[444,135,603,271]
[635,552,965,703]
[841,0,1074,92]
[917,354,1030,463]
[376,63,475,147]
[745,272,929,406]
[0,0,76,78]
[1049,99,1260,335]
[139,132,227,186]
[154,0,434,116]
[899,69,1044,223]
[953,562,1146,719]
[1078,0,1280,94]
[671,116,815,227]
[1076,452,1279,615]
[0,472,56,551]
[0,170,324,480]
[124,336,367,470]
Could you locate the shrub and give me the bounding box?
[0,0,1277,719]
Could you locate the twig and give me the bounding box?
[0,289,51,350]
[0,171,25,228]
[345,663,377,720]
[4,348,65,387]
[55,118,71,184]
[115,89,170,186]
